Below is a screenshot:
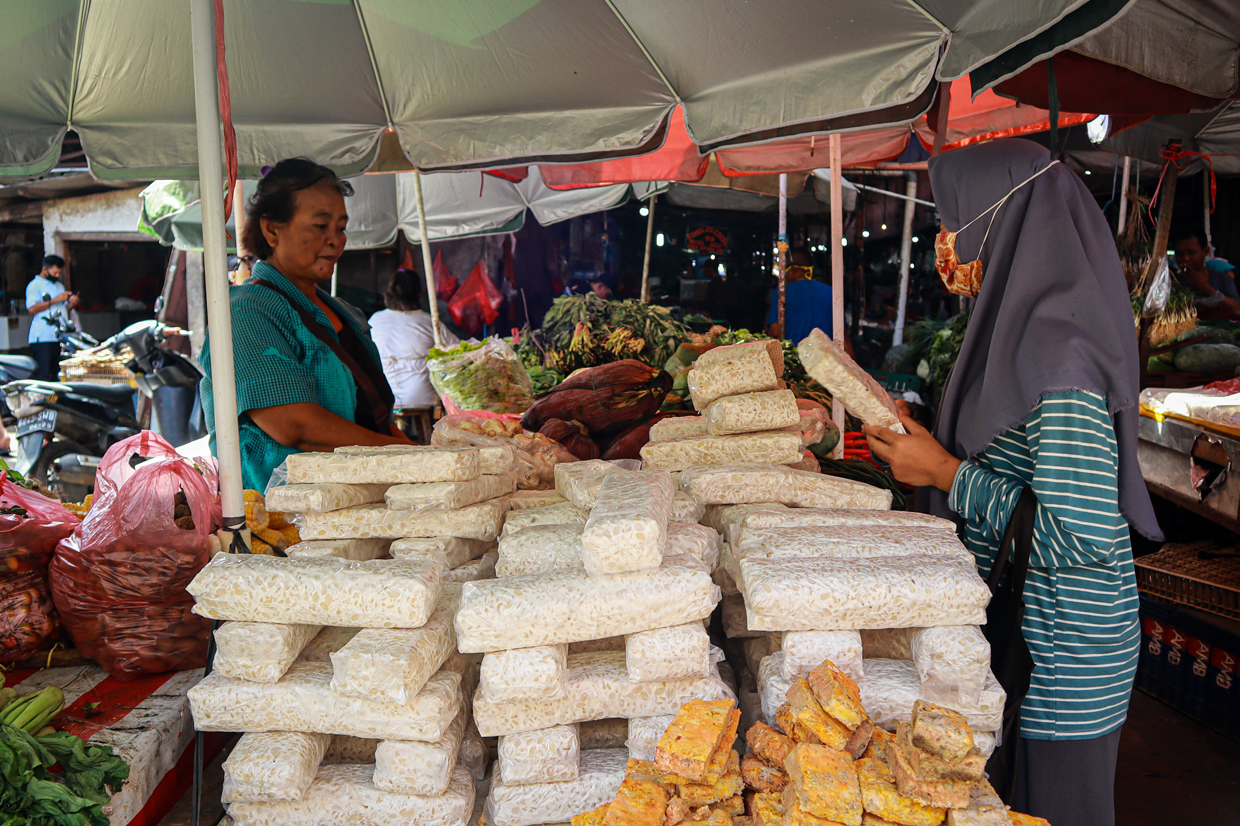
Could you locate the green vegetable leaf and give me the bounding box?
[36,734,129,805]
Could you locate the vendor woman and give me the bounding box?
[200,158,412,491]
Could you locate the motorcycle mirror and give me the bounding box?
[41,293,50,303]
[154,296,164,314]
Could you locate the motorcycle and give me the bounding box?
[4,319,202,501]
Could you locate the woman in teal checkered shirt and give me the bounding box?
[201,159,412,491]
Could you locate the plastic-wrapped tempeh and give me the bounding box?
[188,555,442,628]
[858,658,1004,733]
[222,731,330,803]
[581,469,674,576]
[496,523,717,578]
[756,652,794,725]
[671,490,706,524]
[444,550,497,583]
[298,627,360,663]
[648,415,709,443]
[731,506,956,547]
[798,328,905,432]
[285,538,392,561]
[214,621,322,683]
[625,715,676,761]
[909,626,992,705]
[484,748,626,826]
[286,447,480,485]
[695,339,785,379]
[266,483,391,514]
[496,724,580,785]
[780,631,864,682]
[385,474,516,513]
[479,644,568,703]
[703,389,799,435]
[296,499,509,541]
[508,490,567,510]
[499,502,588,538]
[640,432,803,472]
[625,622,716,683]
[687,347,780,410]
[554,460,624,510]
[680,463,892,509]
[390,537,492,569]
[373,706,468,796]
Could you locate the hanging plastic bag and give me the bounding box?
[0,476,78,661]
[448,261,504,337]
[1142,256,1172,317]
[427,338,535,415]
[50,456,215,679]
[433,250,458,301]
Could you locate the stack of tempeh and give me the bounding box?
[184,444,518,826]
[461,465,733,826]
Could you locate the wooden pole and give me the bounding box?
[413,171,444,349]
[829,134,845,457]
[640,194,657,303]
[893,174,917,346]
[777,173,788,333]
[1139,143,1181,390]
[1117,155,1131,236]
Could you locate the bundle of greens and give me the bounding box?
[427,338,535,414]
[0,722,128,826]
[901,312,970,403]
[517,295,692,375]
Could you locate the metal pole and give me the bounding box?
[777,173,788,333]
[232,179,248,282]
[1204,172,1214,255]
[829,134,845,457]
[1117,155,1131,236]
[331,263,338,297]
[640,194,657,303]
[413,171,444,349]
[892,174,918,346]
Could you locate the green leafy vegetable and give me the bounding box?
[0,724,128,826]
[426,337,535,414]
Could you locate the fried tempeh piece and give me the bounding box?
[909,701,973,763]
[807,660,867,731]
[603,776,670,826]
[887,744,973,810]
[789,679,852,750]
[746,721,795,769]
[783,743,862,826]
[844,720,874,761]
[741,752,788,793]
[855,757,947,826]
[896,722,985,783]
[655,699,737,784]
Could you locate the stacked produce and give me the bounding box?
[186,444,512,826]
[461,464,732,826]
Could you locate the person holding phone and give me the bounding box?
[26,254,79,381]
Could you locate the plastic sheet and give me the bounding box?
[499,502,588,538]
[625,715,675,761]
[640,432,802,473]
[721,593,758,639]
[741,555,990,631]
[497,523,717,579]
[189,662,462,741]
[496,724,580,785]
[329,585,460,705]
[780,631,863,682]
[581,470,674,576]
[222,732,330,803]
[385,475,516,514]
[226,763,475,826]
[473,651,733,737]
[298,627,360,663]
[484,748,626,826]
[390,537,491,569]
[910,626,991,706]
[266,484,390,514]
[687,347,780,410]
[670,491,705,525]
[859,659,1004,733]
[296,500,509,541]
[798,328,905,433]
[188,555,443,628]
[696,340,785,379]
[286,447,480,485]
[0,573,59,663]
[554,460,623,510]
[455,559,719,653]
[479,645,569,703]
[373,706,468,796]
[703,390,799,436]
[214,621,322,683]
[509,490,566,510]
[625,623,715,682]
[681,464,892,510]
[444,551,497,583]
[667,524,720,572]
[285,538,392,561]
[757,653,794,725]
[579,718,629,750]
[649,416,709,443]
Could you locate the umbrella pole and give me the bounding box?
[1205,172,1213,254]
[1117,155,1130,236]
[829,134,845,457]
[413,171,443,349]
[777,173,788,333]
[640,194,657,303]
[892,173,917,346]
[232,180,249,282]
[331,263,338,297]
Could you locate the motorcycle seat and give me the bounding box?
[62,382,137,406]
[0,354,36,373]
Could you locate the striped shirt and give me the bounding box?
[949,390,1139,741]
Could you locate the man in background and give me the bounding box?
[26,255,78,381]
[766,249,833,342]
[1174,229,1240,320]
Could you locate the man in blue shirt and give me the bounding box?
[25,255,78,381]
[1174,230,1240,321]
[766,250,833,342]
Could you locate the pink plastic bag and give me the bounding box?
[95,432,181,500]
[448,261,503,336]
[50,457,215,679]
[433,250,458,301]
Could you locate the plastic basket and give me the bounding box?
[1135,543,1240,620]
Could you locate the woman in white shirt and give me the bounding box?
[369,269,459,407]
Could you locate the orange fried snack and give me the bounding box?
[701,710,742,785]
[1008,815,1051,826]
[789,679,852,750]
[689,810,733,826]
[716,796,745,816]
[782,784,851,826]
[807,660,867,731]
[784,743,862,826]
[896,722,984,783]
[655,700,737,784]
[887,745,972,810]
[945,780,1010,826]
[749,791,784,826]
[746,722,795,769]
[741,752,788,793]
[775,704,797,738]
[602,776,670,826]
[862,728,895,763]
[909,702,973,763]
[678,752,743,807]
[855,757,946,826]
[572,803,610,826]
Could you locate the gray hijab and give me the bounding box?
[925,139,1161,540]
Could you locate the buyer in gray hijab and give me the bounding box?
[864,139,1159,826]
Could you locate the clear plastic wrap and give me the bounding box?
[499,502,588,538]
[296,500,509,541]
[790,414,828,448]
[496,724,580,785]
[687,347,780,410]
[444,551,497,583]
[696,340,785,378]
[721,593,758,639]
[974,730,997,760]
[455,559,719,653]
[266,484,390,514]
[734,507,956,547]
[670,491,705,525]
[222,732,331,804]
[335,443,512,475]
[298,627,360,663]
[509,490,566,510]
[703,390,799,436]
[706,503,790,548]
[214,621,322,683]
[285,538,392,562]
[625,715,675,761]
[667,524,720,571]
[188,555,443,628]
[286,447,480,485]
[581,470,674,576]
[480,645,569,703]
[323,736,378,764]
[497,523,717,579]
[431,415,569,491]
[189,662,462,741]
[579,718,630,750]
[373,706,468,796]
[648,416,709,443]
[780,631,863,682]
[909,626,991,705]
[681,464,892,510]
[625,623,715,683]
[226,763,475,826]
[390,537,492,569]
[472,651,733,737]
[740,555,990,631]
[858,659,1003,733]
[329,585,460,705]
[460,722,488,780]
[798,328,905,433]
[484,748,626,826]
[385,475,516,514]
[427,337,535,414]
[554,460,622,510]
[640,432,803,473]
[757,652,793,725]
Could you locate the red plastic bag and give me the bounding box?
[433,250,458,301]
[50,456,215,679]
[448,261,503,337]
[95,431,181,500]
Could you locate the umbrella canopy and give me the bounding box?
[1103,102,1240,175]
[138,169,658,251]
[1,0,1129,181]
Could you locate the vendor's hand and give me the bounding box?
[66,293,79,309]
[864,414,961,492]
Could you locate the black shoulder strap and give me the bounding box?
[988,486,1037,596]
[251,278,392,433]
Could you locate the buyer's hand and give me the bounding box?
[864,414,961,492]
